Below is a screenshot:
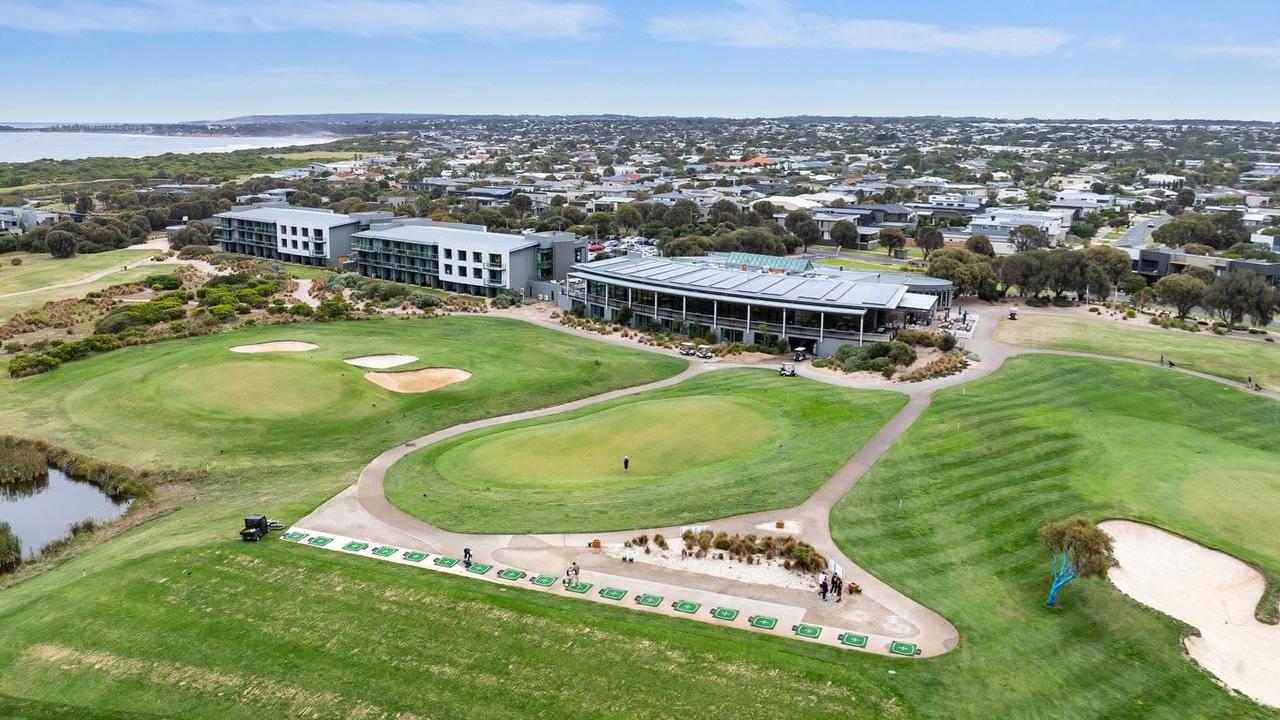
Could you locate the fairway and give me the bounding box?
[386,370,907,533]
[831,354,1280,717]
[997,314,1280,391]
[0,249,153,296]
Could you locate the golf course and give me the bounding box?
[0,310,1278,718]
[386,370,906,532]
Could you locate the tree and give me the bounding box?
[1039,517,1114,607]
[916,225,944,257]
[1183,243,1215,257]
[1153,274,1207,319]
[1083,244,1131,285]
[708,199,740,226]
[74,194,94,214]
[878,227,906,255]
[964,234,995,257]
[1069,221,1097,239]
[663,200,699,229]
[783,209,812,236]
[658,235,714,257]
[829,219,860,249]
[616,203,642,232]
[1151,213,1214,248]
[508,192,532,216]
[794,220,821,253]
[0,521,21,574]
[1175,187,1196,208]
[926,248,996,298]
[1203,272,1270,328]
[1009,224,1049,253]
[45,229,78,258]
[586,211,614,239]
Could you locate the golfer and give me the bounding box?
[623,455,630,472]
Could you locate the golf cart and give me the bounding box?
[1008,309,1018,320]
[678,342,695,357]
[240,514,269,542]
[779,363,798,377]
[793,346,809,362]
[696,344,714,360]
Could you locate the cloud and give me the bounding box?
[1085,34,1126,50]
[0,0,611,39]
[648,0,1071,55]
[1192,44,1280,67]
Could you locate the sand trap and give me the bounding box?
[345,354,418,369]
[364,368,470,394]
[1101,519,1280,708]
[229,341,318,354]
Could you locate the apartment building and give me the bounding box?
[212,207,374,267]
[351,223,588,297]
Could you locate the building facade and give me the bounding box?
[212,207,371,267]
[559,254,952,355]
[351,223,588,297]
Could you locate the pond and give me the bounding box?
[0,467,132,558]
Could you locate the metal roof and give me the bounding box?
[721,252,813,272]
[214,207,359,227]
[570,255,939,315]
[353,224,539,253]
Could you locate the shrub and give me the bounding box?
[938,332,957,352]
[144,273,183,291]
[9,258,21,266]
[1125,308,1136,318]
[886,340,917,366]
[899,351,970,382]
[289,303,315,317]
[1026,297,1050,308]
[409,291,440,309]
[8,353,61,377]
[177,244,214,259]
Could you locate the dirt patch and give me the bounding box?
[1101,519,1280,708]
[229,341,318,353]
[364,368,471,393]
[345,354,418,369]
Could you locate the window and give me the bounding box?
[472,267,482,279]
[472,251,482,262]
[291,240,298,249]
[444,264,453,274]
[291,226,298,235]
[444,248,452,259]
[314,229,324,240]
[302,241,309,251]
[301,228,309,237]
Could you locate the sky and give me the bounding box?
[2,0,1278,123]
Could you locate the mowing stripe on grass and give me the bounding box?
[599,587,627,601]
[634,594,663,607]
[793,624,822,639]
[748,615,777,630]
[710,607,739,622]
[839,633,869,648]
[672,600,701,614]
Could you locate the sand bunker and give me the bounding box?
[364,368,470,394]
[345,354,418,369]
[230,341,318,354]
[1101,519,1280,708]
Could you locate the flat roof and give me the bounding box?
[353,224,539,253]
[571,255,939,315]
[214,207,358,227]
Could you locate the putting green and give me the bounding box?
[436,396,771,485]
[386,370,907,533]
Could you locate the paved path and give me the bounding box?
[297,300,1276,656]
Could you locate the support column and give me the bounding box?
[782,309,787,338]
[712,300,718,333]
[682,295,687,320]
[859,314,864,346]
[819,312,825,343]
[654,292,658,321]
[745,304,752,342]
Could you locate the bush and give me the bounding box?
[938,332,957,352]
[289,303,315,317]
[886,340,917,366]
[1026,297,1050,308]
[177,244,214,259]
[144,273,184,291]
[1125,308,1136,318]
[409,291,440,309]
[9,258,21,266]
[899,351,970,382]
[8,353,62,377]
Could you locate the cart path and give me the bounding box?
[297,301,1278,656]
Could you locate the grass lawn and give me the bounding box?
[385,369,907,533]
[997,314,1280,390]
[831,354,1280,718]
[275,262,333,280]
[2,353,1276,719]
[0,249,154,296]
[0,266,160,322]
[816,257,922,273]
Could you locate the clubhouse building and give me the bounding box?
[558,253,953,354]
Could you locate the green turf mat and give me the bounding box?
[280,532,307,542]
[342,541,369,552]
[748,615,777,630]
[839,632,868,648]
[793,623,822,639]
[599,587,627,601]
[566,582,592,594]
[371,546,398,557]
[433,557,460,568]
[890,641,918,656]
[465,563,492,574]
[672,600,700,614]
[402,551,428,562]
[710,607,739,621]
[530,575,558,587]
[306,536,333,546]
[497,569,526,581]
[634,594,663,607]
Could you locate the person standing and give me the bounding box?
[818,573,829,601]
[462,547,473,568]
[570,561,580,586]
[832,574,843,603]
[623,455,630,472]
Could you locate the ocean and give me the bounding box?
[0,132,337,163]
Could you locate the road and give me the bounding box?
[1115,213,1172,248]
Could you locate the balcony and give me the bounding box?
[484,276,505,287]
[483,261,506,270]
[311,246,326,257]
